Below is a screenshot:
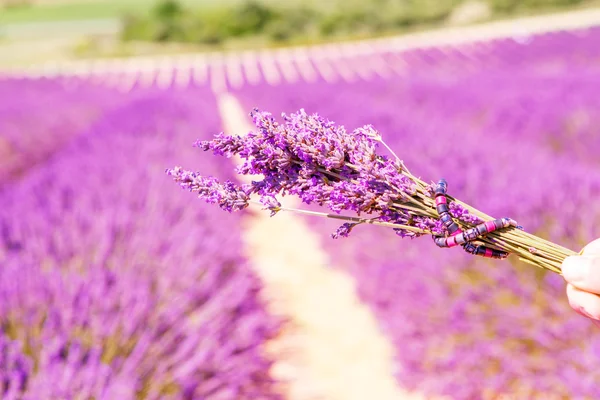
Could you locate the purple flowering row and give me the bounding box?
[232,27,600,398]
[0,85,281,399]
[0,77,123,185]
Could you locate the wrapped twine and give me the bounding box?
[168,108,577,274]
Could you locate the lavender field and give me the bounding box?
[2,24,600,399]
[233,27,600,398]
[0,84,281,399]
[0,78,122,184]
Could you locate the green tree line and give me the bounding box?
[121,0,589,46]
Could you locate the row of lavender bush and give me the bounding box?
[0,78,123,185]
[233,27,600,398]
[0,86,282,399]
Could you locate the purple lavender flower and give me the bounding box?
[258,195,281,217]
[167,166,251,212]
[0,334,32,398]
[449,202,483,225]
[176,108,456,239]
[331,222,358,239]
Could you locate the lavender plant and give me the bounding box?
[169,108,576,273]
[0,87,282,399]
[0,77,119,184]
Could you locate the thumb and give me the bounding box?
[580,238,600,256]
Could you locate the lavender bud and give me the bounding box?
[449,202,483,225]
[259,196,281,217]
[332,223,358,239]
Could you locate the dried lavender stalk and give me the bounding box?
[168,108,577,273]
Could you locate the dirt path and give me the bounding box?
[217,93,433,400]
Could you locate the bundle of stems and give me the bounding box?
[167,108,577,274]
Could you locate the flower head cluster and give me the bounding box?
[167,166,251,212]
[449,202,483,225]
[171,107,576,272]
[177,108,456,239]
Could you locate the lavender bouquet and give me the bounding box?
[168,108,577,273]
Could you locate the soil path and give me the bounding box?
[217,92,432,400]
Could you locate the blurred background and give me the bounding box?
[1,0,599,66]
[2,0,600,399]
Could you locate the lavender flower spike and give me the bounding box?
[166,166,250,212]
[192,108,433,239]
[170,108,577,272]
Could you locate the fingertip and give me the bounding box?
[561,255,587,284]
[566,284,600,320]
[566,283,582,313]
[581,238,600,256]
[566,282,577,303]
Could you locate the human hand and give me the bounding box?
[562,238,600,325]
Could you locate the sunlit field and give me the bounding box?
[2,23,600,399]
[231,27,600,398]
